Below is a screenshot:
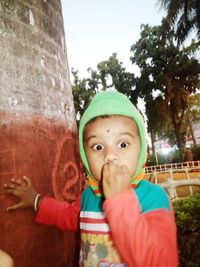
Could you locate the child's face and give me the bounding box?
[84,115,141,182]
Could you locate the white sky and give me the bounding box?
[61,0,166,79]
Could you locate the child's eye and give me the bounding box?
[92,144,104,151]
[118,142,129,148]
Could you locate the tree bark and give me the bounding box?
[0,1,80,266]
[170,99,186,148]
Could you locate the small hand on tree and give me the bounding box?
[4,176,38,211]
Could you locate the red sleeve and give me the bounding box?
[103,189,178,267]
[35,194,81,231]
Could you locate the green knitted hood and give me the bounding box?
[78,90,147,180]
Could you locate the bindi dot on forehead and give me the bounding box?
[106,129,110,133]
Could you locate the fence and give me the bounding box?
[145,161,200,200]
[145,160,200,174]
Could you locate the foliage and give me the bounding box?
[71,69,96,120]
[173,193,200,266]
[173,145,200,162]
[172,147,186,162]
[71,54,138,121]
[146,148,181,165]
[71,21,200,154]
[130,24,200,148]
[174,193,200,232]
[188,92,200,121]
[146,152,169,165]
[160,0,200,43]
[96,53,136,99]
[191,145,200,160]
[146,153,156,166]
[147,144,200,166]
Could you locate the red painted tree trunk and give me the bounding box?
[0,1,81,266]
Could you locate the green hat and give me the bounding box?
[79,90,147,180]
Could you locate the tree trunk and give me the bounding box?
[170,100,185,148]
[150,129,158,164]
[189,121,197,145]
[0,1,80,266]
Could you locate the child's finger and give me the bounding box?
[9,178,25,187]
[4,182,19,191]
[4,188,20,196]
[102,164,109,183]
[3,183,15,190]
[106,161,117,176]
[102,163,108,176]
[4,184,26,195]
[102,164,112,197]
[6,202,22,211]
[22,176,32,187]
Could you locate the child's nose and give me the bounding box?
[104,149,118,163]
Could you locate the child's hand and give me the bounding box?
[4,176,38,211]
[102,161,132,199]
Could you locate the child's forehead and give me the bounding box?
[87,114,136,124]
[84,115,139,136]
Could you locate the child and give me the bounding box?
[0,250,14,267]
[4,91,178,267]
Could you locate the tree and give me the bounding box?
[96,53,136,101]
[71,69,97,119]
[0,0,79,266]
[186,93,200,144]
[71,54,137,120]
[131,24,200,148]
[160,0,200,43]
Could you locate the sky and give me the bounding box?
[61,0,166,79]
